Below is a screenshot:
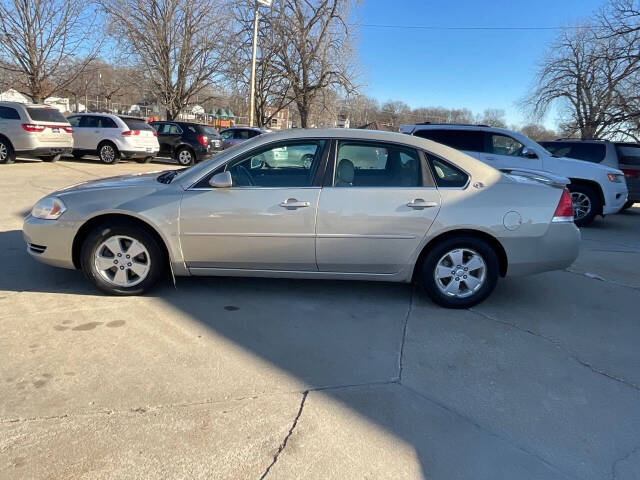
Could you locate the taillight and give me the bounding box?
[196,134,208,146]
[63,127,73,133]
[22,123,46,132]
[553,188,574,223]
[622,169,639,179]
[152,131,158,137]
[122,130,140,136]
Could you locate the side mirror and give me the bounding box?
[522,147,538,159]
[208,171,232,188]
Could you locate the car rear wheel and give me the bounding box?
[98,142,120,164]
[420,236,499,309]
[568,184,600,227]
[176,147,194,166]
[0,138,15,164]
[81,222,166,295]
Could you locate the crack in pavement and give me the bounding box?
[612,444,640,479]
[395,285,415,382]
[565,268,640,291]
[259,390,308,480]
[469,308,640,392]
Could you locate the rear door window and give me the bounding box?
[489,134,525,156]
[26,107,67,123]
[334,141,422,187]
[79,116,100,128]
[414,129,485,152]
[99,117,118,128]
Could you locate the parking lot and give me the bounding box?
[1,158,639,479]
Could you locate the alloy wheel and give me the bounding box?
[0,143,7,162]
[570,192,591,220]
[101,145,116,163]
[178,150,193,165]
[434,248,487,298]
[94,235,150,287]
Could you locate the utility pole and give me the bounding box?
[248,0,272,127]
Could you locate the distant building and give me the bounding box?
[44,97,70,112]
[263,106,290,130]
[0,89,30,103]
[335,114,350,128]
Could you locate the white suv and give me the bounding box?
[0,101,73,164]
[400,124,628,226]
[67,114,159,164]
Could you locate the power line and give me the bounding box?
[351,23,594,31]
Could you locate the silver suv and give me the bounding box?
[66,114,159,164]
[0,101,73,164]
[540,139,639,210]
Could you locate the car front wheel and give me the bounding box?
[81,222,166,295]
[568,184,600,227]
[420,236,499,309]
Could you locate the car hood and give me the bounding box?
[54,171,164,195]
[552,155,624,175]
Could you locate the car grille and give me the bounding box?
[28,243,47,254]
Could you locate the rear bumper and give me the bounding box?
[502,222,581,276]
[18,146,73,157]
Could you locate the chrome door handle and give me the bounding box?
[279,198,310,209]
[407,199,438,209]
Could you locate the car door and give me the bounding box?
[481,132,543,171]
[315,140,441,274]
[75,116,101,151]
[179,139,328,271]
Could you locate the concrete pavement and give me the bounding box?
[1,158,639,479]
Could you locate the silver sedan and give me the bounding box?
[23,129,580,308]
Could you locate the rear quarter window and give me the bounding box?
[120,117,153,131]
[427,154,469,188]
[616,144,640,166]
[26,107,67,123]
[541,142,606,163]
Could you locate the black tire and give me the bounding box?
[40,155,60,162]
[135,156,153,164]
[80,221,166,295]
[568,184,601,227]
[419,236,499,309]
[98,142,120,164]
[175,147,194,166]
[0,137,16,164]
[621,200,635,211]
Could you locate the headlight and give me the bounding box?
[31,197,67,220]
[607,172,625,183]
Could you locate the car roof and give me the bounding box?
[221,126,265,132]
[0,101,51,108]
[541,139,610,144]
[177,128,501,188]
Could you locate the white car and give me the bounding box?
[67,114,159,164]
[400,124,628,226]
[0,101,73,164]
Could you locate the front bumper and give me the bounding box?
[603,182,629,215]
[502,221,581,276]
[23,215,76,269]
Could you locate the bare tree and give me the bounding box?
[525,24,640,139]
[101,0,230,120]
[0,0,102,102]
[518,124,558,141]
[268,0,358,127]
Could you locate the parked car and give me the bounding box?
[400,124,628,226]
[540,139,639,210]
[23,128,580,308]
[219,126,268,149]
[150,121,223,166]
[0,101,73,164]
[66,114,159,164]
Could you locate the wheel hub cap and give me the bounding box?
[570,192,591,220]
[94,235,150,287]
[434,248,487,298]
